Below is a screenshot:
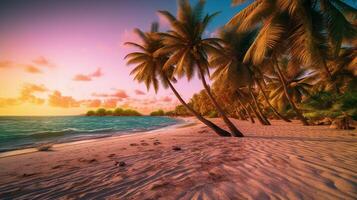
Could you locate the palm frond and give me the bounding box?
[227,0,263,28]
[321,0,357,56]
[124,42,146,51]
[124,52,147,60]
[244,15,286,65]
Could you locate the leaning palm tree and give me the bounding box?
[266,58,317,124]
[253,68,292,122]
[228,0,356,93]
[125,23,231,137]
[210,27,290,123]
[157,0,244,137]
[209,30,270,125]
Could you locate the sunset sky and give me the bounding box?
[0,0,258,115]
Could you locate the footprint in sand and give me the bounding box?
[108,153,116,158]
[88,159,97,163]
[130,143,139,146]
[153,141,161,145]
[172,146,182,151]
[114,161,126,167]
[198,130,208,134]
[21,172,38,177]
[52,164,66,169]
[141,142,150,146]
[78,158,98,163]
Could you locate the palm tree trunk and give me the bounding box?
[165,77,231,137]
[322,59,339,94]
[247,100,266,125]
[197,65,244,137]
[235,106,247,120]
[254,77,291,122]
[248,85,271,125]
[237,89,264,125]
[236,90,266,125]
[236,96,255,123]
[273,58,309,126]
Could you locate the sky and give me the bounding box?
[0,0,249,115]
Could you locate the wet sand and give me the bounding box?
[0,118,356,199]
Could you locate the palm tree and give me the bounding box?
[236,97,255,123]
[266,58,317,124]
[210,27,290,123]
[124,23,231,137]
[157,0,244,137]
[228,0,356,93]
[237,87,269,125]
[253,71,292,122]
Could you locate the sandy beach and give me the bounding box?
[0,118,356,200]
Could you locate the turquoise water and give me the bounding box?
[0,116,180,152]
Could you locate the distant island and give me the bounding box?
[86,108,142,116]
[85,106,193,117]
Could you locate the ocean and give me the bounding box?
[0,116,180,152]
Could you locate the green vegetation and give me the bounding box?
[86,110,95,116]
[303,91,357,121]
[86,108,142,116]
[150,109,165,116]
[125,0,356,134]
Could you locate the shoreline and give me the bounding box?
[0,117,195,158]
[0,118,356,199]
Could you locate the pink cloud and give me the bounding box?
[0,60,14,68]
[73,74,92,81]
[82,99,102,108]
[90,68,103,77]
[161,96,172,102]
[103,99,118,108]
[33,56,54,67]
[48,91,80,108]
[112,89,128,99]
[135,89,145,95]
[73,68,103,81]
[25,65,42,74]
[91,89,129,99]
[91,92,109,97]
[20,83,47,94]
[0,83,47,107]
[0,98,21,107]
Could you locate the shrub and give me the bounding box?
[96,108,107,116]
[340,91,357,111]
[150,109,165,116]
[113,108,124,116]
[105,110,113,115]
[165,111,175,116]
[122,109,141,116]
[303,91,336,110]
[86,110,95,116]
[86,107,142,116]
